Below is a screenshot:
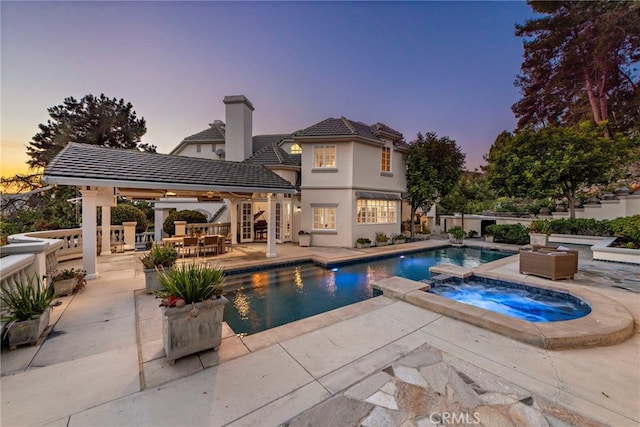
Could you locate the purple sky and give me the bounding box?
[1,1,534,176]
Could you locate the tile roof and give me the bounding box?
[251,134,291,153]
[294,117,405,144]
[244,144,301,167]
[183,122,226,142]
[43,143,296,192]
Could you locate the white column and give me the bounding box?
[228,199,238,245]
[122,222,137,251]
[81,188,99,279]
[154,207,164,244]
[266,194,277,258]
[101,205,112,255]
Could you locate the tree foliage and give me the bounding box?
[27,93,153,169]
[404,132,465,236]
[163,210,207,236]
[109,205,149,234]
[513,1,640,135]
[439,173,495,227]
[485,124,627,217]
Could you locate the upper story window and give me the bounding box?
[313,145,336,168]
[196,144,202,153]
[290,143,302,154]
[381,146,391,173]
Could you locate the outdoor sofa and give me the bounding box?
[519,247,578,280]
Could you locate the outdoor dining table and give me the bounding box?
[161,235,228,255]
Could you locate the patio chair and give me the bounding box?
[201,235,219,256]
[181,237,199,258]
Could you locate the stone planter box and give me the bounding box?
[298,234,311,247]
[356,242,371,249]
[144,268,163,292]
[53,278,77,297]
[529,233,549,247]
[448,236,463,245]
[484,236,494,243]
[7,307,51,350]
[375,241,390,247]
[592,237,640,265]
[162,296,228,364]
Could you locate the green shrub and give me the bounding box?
[375,232,389,242]
[447,226,465,239]
[158,263,224,306]
[529,219,551,235]
[485,224,529,245]
[609,215,640,243]
[110,204,149,233]
[140,244,179,269]
[162,210,207,236]
[548,218,611,236]
[0,275,55,322]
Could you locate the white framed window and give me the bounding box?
[196,144,201,153]
[313,207,336,230]
[290,143,302,154]
[356,199,397,224]
[381,146,391,173]
[313,145,336,168]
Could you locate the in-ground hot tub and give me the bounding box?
[372,268,634,349]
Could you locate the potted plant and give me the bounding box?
[0,275,56,350]
[529,219,552,246]
[140,244,179,291]
[298,230,311,247]
[50,268,86,297]
[447,225,465,244]
[356,237,371,249]
[529,219,551,246]
[375,232,390,246]
[157,263,228,364]
[484,229,495,243]
[391,233,407,244]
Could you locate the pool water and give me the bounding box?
[223,247,512,335]
[428,278,591,322]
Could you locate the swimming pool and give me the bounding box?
[223,246,512,335]
[428,276,591,322]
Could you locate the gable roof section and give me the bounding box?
[43,143,296,193]
[294,117,408,147]
[244,143,301,167]
[252,134,291,153]
[294,117,379,140]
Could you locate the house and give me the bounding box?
[165,95,409,248]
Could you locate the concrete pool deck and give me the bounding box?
[1,239,638,426]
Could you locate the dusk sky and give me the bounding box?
[1,1,535,178]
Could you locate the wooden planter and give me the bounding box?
[53,278,77,297]
[6,307,51,350]
[162,296,228,364]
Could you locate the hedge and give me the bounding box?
[162,210,207,236]
[110,205,148,233]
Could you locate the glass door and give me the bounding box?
[240,202,253,243]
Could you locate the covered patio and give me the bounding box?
[42,143,297,278]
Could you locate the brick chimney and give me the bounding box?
[223,95,254,162]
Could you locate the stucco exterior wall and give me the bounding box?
[172,143,224,160]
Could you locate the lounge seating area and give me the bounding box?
[519,246,579,280]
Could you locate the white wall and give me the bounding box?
[172,142,224,160]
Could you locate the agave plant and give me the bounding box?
[157,263,224,307]
[0,275,55,322]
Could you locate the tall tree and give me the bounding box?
[485,124,625,217]
[513,1,640,135]
[404,132,465,238]
[27,93,153,169]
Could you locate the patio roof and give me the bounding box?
[42,143,297,195]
